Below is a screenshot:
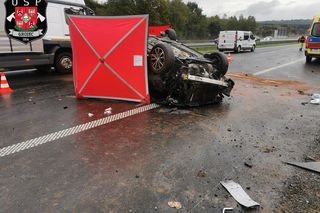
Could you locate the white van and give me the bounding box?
[0,0,94,73]
[218,31,256,53]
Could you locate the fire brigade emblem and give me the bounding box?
[4,0,48,44]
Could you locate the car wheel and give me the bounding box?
[251,45,256,52]
[165,29,177,41]
[204,52,229,78]
[306,55,312,63]
[236,46,241,53]
[149,43,175,74]
[55,52,73,74]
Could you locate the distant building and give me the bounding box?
[274,27,288,38]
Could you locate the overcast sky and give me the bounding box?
[183,0,319,21]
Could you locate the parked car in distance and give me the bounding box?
[263,36,273,41]
[218,31,256,53]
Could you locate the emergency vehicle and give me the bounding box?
[305,16,320,63]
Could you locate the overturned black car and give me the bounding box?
[147,32,235,107]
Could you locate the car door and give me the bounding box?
[243,32,250,49]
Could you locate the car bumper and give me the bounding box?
[305,49,320,57]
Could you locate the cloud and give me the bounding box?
[97,0,319,21]
[234,0,319,20]
[235,0,279,17]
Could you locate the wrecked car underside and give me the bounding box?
[147,36,235,106]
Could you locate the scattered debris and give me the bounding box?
[197,169,208,178]
[104,107,112,115]
[168,201,182,209]
[169,109,192,115]
[227,128,232,132]
[158,108,177,113]
[301,102,308,106]
[158,108,191,115]
[88,113,94,117]
[261,146,276,153]
[312,93,320,99]
[285,162,320,174]
[310,93,320,105]
[26,90,35,94]
[220,180,260,208]
[244,158,253,168]
[222,208,233,213]
[297,90,305,95]
[310,99,320,105]
[305,155,316,162]
[63,106,68,109]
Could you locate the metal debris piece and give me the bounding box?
[168,201,182,209]
[220,180,260,208]
[222,208,233,213]
[312,93,320,99]
[88,113,94,117]
[285,162,320,174]
[311,94,320,105]
[310,99,320,105]
[104,107,112,115]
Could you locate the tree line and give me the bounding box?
[84,0,257,40]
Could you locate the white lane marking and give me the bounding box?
[254,58,304,76]
[0,103,160,158]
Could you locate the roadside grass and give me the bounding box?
[195,41,297,54]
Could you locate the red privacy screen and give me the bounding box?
[69,15,150,103]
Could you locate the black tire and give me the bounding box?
[149,43,175,74]
[306,55,312,63]
[204,52,229,78]
[55,52,72,74]
[165,29,177,41]
[251,45,256,52]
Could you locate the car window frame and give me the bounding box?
[244,33,249,41]
[311,22,320,37]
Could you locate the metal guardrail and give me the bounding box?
[182,39,297,48]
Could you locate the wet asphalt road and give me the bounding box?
[1,45,320,213]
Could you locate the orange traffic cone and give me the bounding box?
[227,53,232,64]
[0,72,13,93]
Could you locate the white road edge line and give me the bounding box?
[0,103,160,158]
[254,58,305,76]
